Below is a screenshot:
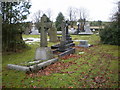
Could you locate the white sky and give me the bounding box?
[27,0,119,22]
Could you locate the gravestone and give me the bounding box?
[35,14,53,60]
[48,25,57,42]
[30,24,40,35]
[58,20,66,52]
[77,22,80,34]
[65,20,73,43]
[79,40,90,48]
[84,22,93,34]
[78,22,93,35]
[39,14,52,47]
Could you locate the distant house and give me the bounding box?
[90,26,104,31]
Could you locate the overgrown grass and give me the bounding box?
[2,34,119,88]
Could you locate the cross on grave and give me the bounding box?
[35,14,53,60]
[65,20,73,43]
[39,14,52,47]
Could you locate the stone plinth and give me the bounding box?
[35,47,53,60]
[79,40,90,48]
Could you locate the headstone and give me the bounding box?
[84,22,93,34]
[79,40,90,48]
[78,22,93,35]
[58,20,66,52]
[65,21,73,43]
[35,14,53,60]
[30,25,40,35]
[48,25,57,42]
[77,22,80,34]
[39,14,52,47]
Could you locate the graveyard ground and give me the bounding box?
[2,34,119,88]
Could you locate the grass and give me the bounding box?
[2,34,119,88]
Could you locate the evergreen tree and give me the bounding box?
[55,12,64,31]
[2,2,31,52]
[99,1,120,45]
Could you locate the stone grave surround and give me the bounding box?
[51,20,75,57]
[7,19,75,72]
[51,20,75,50]
[7,15,58,72]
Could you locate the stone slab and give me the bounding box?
[35,47,53,60]
[78,40,91,48]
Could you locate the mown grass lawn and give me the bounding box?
[2,34,119,88]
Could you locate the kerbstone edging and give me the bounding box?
[29,58,58,71]
[7,64,30,72]
[7,58,58,72]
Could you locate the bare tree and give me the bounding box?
[32,10,43,23]
[67,7,73,21]
[46,8,52,21]
[67,7,77,27]
[77,8,88,32]
[67,7,77,21]
[32,10,43,29]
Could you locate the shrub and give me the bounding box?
[99,22,120,45]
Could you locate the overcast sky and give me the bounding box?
[27,0,119,22]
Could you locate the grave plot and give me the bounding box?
[7,15,59,72]
[51,20,75,57]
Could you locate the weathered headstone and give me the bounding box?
[39,14,52,47]
[35,14,53,60]
[59,20,66,52]
[48,25,57,42]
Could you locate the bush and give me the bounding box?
[99,22,120,45]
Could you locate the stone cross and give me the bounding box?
[77,24,80,34]
[39,14,52,47]
[65,20,69,35]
